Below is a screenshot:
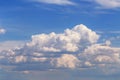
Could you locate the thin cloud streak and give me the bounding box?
[94,0,120,9]
[0,40,26,51]
[29,0,76,5]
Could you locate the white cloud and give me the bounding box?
[0,24,120,74]
[14,56,27,63]
[31,57,47,62]
[94,0,120,9]
[81,44,120,73]
[30,0,76,5]
[51,54,80,69]
[105,40,111,46]
[82,44,120,65]
[26,24,99,52]
[0,24,99,70]
[0,28,6,34]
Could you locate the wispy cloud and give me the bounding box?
[0,28,6,34]
[24,0,120,14]
[30,0,76,6]
[95,30,120,34]
[0,40,26,51]
[109,31,120,34]
[94,0,120,9]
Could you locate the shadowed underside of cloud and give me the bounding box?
[0,24,120,74]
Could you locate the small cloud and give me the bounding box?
[0,28,6,34]
[22,70,30,74]
[105,40,111,46]
[30,0,76,6]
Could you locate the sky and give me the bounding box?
[0,0,120,80]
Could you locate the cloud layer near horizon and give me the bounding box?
[0,24,120,74]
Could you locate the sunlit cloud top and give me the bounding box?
[0,24,120,75]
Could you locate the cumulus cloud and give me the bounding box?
[0,24,120,74]
[94,0,120,9]
[30,0,76,5]
[0,28,6,34]
[80,44,120,74]
[0,24,98,69]
[26,24,99,52]
[51,54,80,69]
[82,44,120,64]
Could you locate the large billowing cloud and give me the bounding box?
[26,24,99,52]
[0,24,120,74]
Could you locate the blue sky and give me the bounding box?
[1,0,120,41]
[0,0,120,80]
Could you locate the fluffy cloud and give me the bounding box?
[0,24,120,74]
[94,0,120,9]
[80,44,120,74]
[0,24,98,68]
[51,54,80,69]
[0,28,6,34]
[26,24,99,52]
[30,0,76,5]
[82,44,120,64]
